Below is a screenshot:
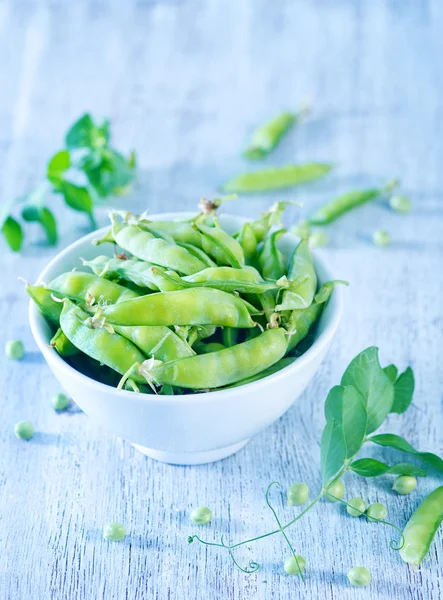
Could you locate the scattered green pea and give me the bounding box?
[326,480,345,502]
[347,566,371,587]
[389,195,411,214]
[52,392,70,411]
[346,497,366,517]
[103,522,127,541]
[308,231,329,249]
[5,340,24,360]
[366,503,387,522]
[190,506,212,525]
[393,475,417,495]
[291,220,310,239]
[14,420,34,441]
[284,555,306,576]
[287,482,309,506]
[372,230,390,247]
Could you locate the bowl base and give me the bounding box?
[132,439,249,465]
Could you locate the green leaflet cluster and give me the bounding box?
[189,346,443,577]
[1,114,135,251]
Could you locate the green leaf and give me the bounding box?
[341,347,394,434]
[368,433,443,474]
[384,364,398,383]
[350,458,426,478]
[47,151,71,185]
[82,148,135,198]
[320,419,347,484]
[22,205,58,245]
[65,114,109,150]
[221,163,333,193]
[1,216,24,251]
[391,367,414,414]
[324,385,367,458]
[60,181,96,228]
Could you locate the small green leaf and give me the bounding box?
[391,367,414,414]
[22,205,58,245]
[320,419,347,484]
[47,151,71,185]
[82,148,135,198]
[384,364,398,383]
[324,385,367,458]
[341,347,394,434]
[60,181,96,228]
[65,114,109,150]
[350,458,426,478]
[1,216,24,251]
[368,433,443,474]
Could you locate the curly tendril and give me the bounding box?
[327,494,405,551]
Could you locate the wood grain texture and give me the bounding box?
[1,1,443,598]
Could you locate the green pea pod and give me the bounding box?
[226,356,297,388]
[194,342,226,354]
[114,325,195,361]
[184,324,218,347]
[243,112,299,160]
[221,163,333,194]
[145,328,288,389]
[286,280,341,352]
[47,271,139,304]
[150,266,280,295]
[308,180,398,226]
[175,242,217,268]
[26,283,62,323]
[50,328,80,357]
[258,229,287,280]
[235,222,258,264]
[102,288,256,328]
[82,255,174,291]
[248,201,294,243]
[275,239,316,311]
[400,486,443,566]
[194,222,245,268]
[140,220,204,248]
[92,228,115,246]
[60,300,146,382]
[110,212,206,275]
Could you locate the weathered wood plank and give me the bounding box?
[1,1,442,599]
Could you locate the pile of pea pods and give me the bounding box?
[26,201,340,394]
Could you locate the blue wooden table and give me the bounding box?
[1,1,443,598]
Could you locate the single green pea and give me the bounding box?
[366,503,387,522]
[347,566,371,587]
[52,392,70,411]
[5,340,24,360]
[103,522,127,541]
[283,555,306,576]
[190,506,212,525]
[14,420,35,441]
[393,475,417,495]
[346,497,366,517]
[372,230,390,247]
[287,482,309,506]
[389,195,411,214]
[308,231,329,249]
[326,480,345,502]
[291,220,310,239]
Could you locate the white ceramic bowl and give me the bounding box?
[29,213,342,465]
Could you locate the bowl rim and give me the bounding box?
[29,211,343,405]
